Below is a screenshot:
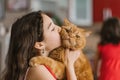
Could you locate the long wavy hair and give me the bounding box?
[1,11,44,80]
[99,17,120,45]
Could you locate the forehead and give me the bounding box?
[42,14,52,29]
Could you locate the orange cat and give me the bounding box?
[29,19,93,80]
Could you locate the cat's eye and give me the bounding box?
[76,35,80,38]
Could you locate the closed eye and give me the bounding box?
[48,22,52,29]
[51,27,55,31]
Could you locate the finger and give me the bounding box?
[65,49,69,54]
[64,49,69,65]
[76,52,80,59]
[77,51,80,55]
[66,49,70,56]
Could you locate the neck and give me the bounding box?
[42,50,49,57]
[39,49,49,57]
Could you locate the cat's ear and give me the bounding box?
[64,18,71,26]
[84,31,92,37]
[34,42,45,50]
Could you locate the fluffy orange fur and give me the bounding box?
[29,19,93,80]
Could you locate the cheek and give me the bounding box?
[50,34,61,45]
[46,34,61,49]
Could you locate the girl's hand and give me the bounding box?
[64,49,81,66]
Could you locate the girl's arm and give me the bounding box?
[66,64,77,80]
[64,49,80,80]
[94,50,101,78]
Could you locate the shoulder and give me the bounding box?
[29,65,46,73]
[26,65,46,80]
[26,65,56,80]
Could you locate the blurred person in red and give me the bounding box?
[94,17,120,80]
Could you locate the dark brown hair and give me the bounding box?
[99,17,120,45]
[1,11,44,80]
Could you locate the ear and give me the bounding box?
[34,42,45,50]
[64,18,71,26]
[85,31,92,37]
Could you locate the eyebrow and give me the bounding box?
[48,22,52,29]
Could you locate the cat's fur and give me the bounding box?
[29,56,65,79]
[29,19,93,80]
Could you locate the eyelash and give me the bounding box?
[51,27,55,31]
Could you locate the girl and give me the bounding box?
[2,11,80,80]
[94,17,120,80]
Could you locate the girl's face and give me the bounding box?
[42,14,61,52]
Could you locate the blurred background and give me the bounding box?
[0,0,120,78]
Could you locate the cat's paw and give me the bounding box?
[29,61,39,67]
[29,56,43,67]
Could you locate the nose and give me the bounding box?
[58,26,61,32]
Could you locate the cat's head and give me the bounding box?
[60,19,91,50]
